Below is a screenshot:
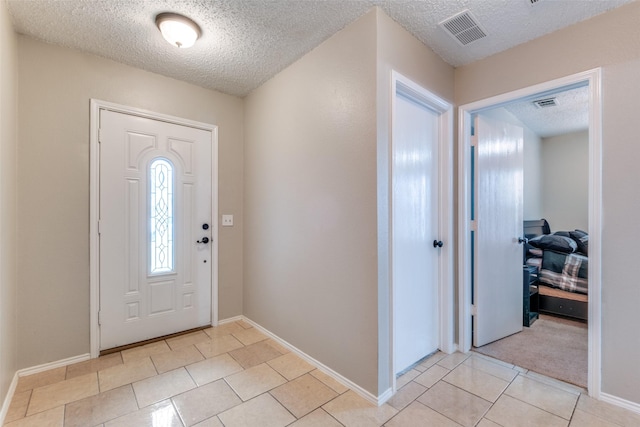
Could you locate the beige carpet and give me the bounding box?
[474,314,588,387]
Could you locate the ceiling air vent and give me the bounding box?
[532,97,559,108]
[439,10,487,46]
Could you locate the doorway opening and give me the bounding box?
[458,69,602,396]
[89,100,220,358]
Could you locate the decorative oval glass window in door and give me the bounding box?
[149,158,174,274]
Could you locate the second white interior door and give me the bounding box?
[393,90,440,375]
[473,110,524,347]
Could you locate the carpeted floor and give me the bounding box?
[474,314,588,387]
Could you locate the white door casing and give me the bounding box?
[389,71,455,387]
[473,111,524,347]
[90,101,219,353]
[458,69,602,396]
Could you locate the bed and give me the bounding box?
[523,219,588,321]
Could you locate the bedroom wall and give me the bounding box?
[523,127,543,221]
[455,1,640,405]
[0,0,18,410]
[16,37,244,369]
[541,130,588,232]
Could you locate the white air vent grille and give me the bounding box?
[439,10,487,46]
[532,97,559,108]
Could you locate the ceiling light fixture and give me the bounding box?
[156,12,201,48]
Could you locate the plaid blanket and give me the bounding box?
[538,250,588,295]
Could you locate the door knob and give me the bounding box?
[518,237,528,244]
[197,237,210,244]
[433,240,444,248]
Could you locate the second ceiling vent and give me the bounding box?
[532,97,559,108]
[439,10,487,46]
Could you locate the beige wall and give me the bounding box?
[455,1,640,404]
[374,8,454,394]
[243,7,454,397]
[243,9,379,395]
[16,37,244,369]
[541,131,588,231]
[0,0,18,405]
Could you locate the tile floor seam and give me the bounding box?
[21,390,32,422]
[320,407,347,427]
[221,375,245,407]
[567,402,580,426]
[129,376,143,411]
[72,383,137,427]
[464,362,522,384]
[493,393,573,426]
[193,340,209,361]
[503,385,578,421]
[267,390,301,422]
[183,362,201,393]
[410,378,492,427]
[415,398,469,427]
[168,397,187,427]
[148,340,168,374]
[575,408,627,427]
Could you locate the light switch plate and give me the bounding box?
[222,214,234,227]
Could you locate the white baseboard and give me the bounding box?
[241,316,385,406]
[600,392,640,415]
[377,387,394,405]
[0,372,19,426]
[17,353,90,377]
[0,353,90,425]
[218,315,243,325]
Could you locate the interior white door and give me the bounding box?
[99,110,212,350]
[393,92,440,375]
[473,111,524,347]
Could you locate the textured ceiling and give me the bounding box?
[504,85,589,138]
[5,0,633,98]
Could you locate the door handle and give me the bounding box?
[197,237,210,244]
[518,237,528,244]
[433,240,444,248]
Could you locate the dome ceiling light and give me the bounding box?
[155,12,201,48]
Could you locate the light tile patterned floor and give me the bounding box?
[4,320,640,426]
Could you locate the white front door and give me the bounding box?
[99,109,212,350]
[393,90,440,374]
[473,110,524,347]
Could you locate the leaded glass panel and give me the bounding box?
[150,158,174,274]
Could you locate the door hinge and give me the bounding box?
[98,128,105,143]
[471,304,478,316]
[470,219,478,231]
[98,310,102,325]
[97,220,102,234]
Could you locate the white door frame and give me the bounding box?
[89,99,219,357]
[389,71,455,394]
[457,68,602,398]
